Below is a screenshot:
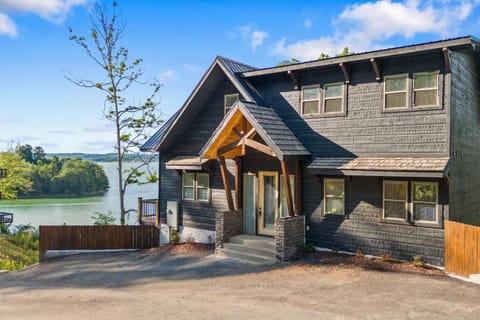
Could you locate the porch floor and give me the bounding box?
[216,234,276,264]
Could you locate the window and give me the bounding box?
[224,93,239,114]
[323,83,344,114]
[302,85,320,115]
[279,174,295,217]
[182,172,209,201]
[324,178,345,215]
[384,74,408,109]
[412,182,438,223]
[383,181,408,221]
[413,73,438,107]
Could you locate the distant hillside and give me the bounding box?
[47,153,158,162]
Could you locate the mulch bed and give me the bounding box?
[147,243,215,256]
[302,251,446,276]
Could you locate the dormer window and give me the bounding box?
[301,85,320,115]
[224,93,239,114]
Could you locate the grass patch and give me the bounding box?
[0,225,39,271]
[1,196,103,206]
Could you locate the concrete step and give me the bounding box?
[217,234,277,265]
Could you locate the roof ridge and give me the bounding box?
[217,56,257,72]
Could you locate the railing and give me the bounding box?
[39,225,159,262]
[0,211,13,224]
[0,168,6,179]
[137,197,159,225]
[445,220,480,277]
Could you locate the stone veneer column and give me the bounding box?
[275,215,305,261]
[215,209,243,251]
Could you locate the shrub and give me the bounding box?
[413,255,425,267]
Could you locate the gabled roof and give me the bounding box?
[140,56,259,152]
[200,101,311,161]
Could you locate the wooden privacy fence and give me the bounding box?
[39,225,159,262]
[445,221,480,277]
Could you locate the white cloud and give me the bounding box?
[183,64,202,73]
[273,0,480,61]
[240,24,269,51]
[304,18,312,28]
[0,12,16,36]
[157,70,177,83]
[0,0,87,37]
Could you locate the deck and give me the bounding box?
[0,211,13,224]
[137,198,159,225]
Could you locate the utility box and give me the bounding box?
[166,201,179,229]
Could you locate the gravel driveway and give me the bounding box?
[1,250,479,320]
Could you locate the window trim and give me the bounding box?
[224,93,239,114]
[323,82,345,115]
[301,85,320,116]
[323,178,345,216]
[182,172,210,202]
[382,180,408,222]
[411,181,439,224]
[413,72,439,108]
[383,74,409,110]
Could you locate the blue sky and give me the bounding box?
[1,0,480,153]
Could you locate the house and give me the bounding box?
[141,36,480,266]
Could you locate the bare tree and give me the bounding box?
[67,1,162,224]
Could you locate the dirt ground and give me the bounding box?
[1,246,479,320]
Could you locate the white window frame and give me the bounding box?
[323,178,345,215]
[383,74,409,110]
[323,82,344,114]
[182,172,210,202]
[224,93,239,114]
[383,180,408,221]
[413,72,439,108]
[411,181,438,224]
[301,85,320,116]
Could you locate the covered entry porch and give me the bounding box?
[200,101,310,261]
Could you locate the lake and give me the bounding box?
[0,162,158,229]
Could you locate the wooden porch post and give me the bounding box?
[219,156,235,211]
[155,199,160,226]
[295,160,302,216]
[137,197,143,224]
[280,160,294,217]
[234,157,242,210]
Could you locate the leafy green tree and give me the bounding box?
[276,58,300,66]
[318,53,330,60]
[15,144,34,163]
[67,1,162,224]
[33,146,47,164]
[336,47,354,57]
[0,152,33,199]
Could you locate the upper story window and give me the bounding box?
[182,172,209,202]
[324,178,345,215]
[383,180,408,221]
[413,73,438,107]
[323,83,344,114]
[384,74,408,110]
[301,85,320,115]
[224,93,239,114]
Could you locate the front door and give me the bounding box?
[258,171,278,236]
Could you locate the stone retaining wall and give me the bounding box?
[276,216,305,261]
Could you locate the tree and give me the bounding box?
[318,53,330,60]
[336,47,354,57]
[276,58,300,66]
[67,1,162,224]
[0,152,33,199]
[16,144,34,163]
[33,146,46,164]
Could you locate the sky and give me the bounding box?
[1,0,480,153]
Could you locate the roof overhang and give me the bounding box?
[165,157,211,171]
[307,157,449,178]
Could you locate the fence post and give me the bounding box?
[155,199,160,226]
[137,197,143,225]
